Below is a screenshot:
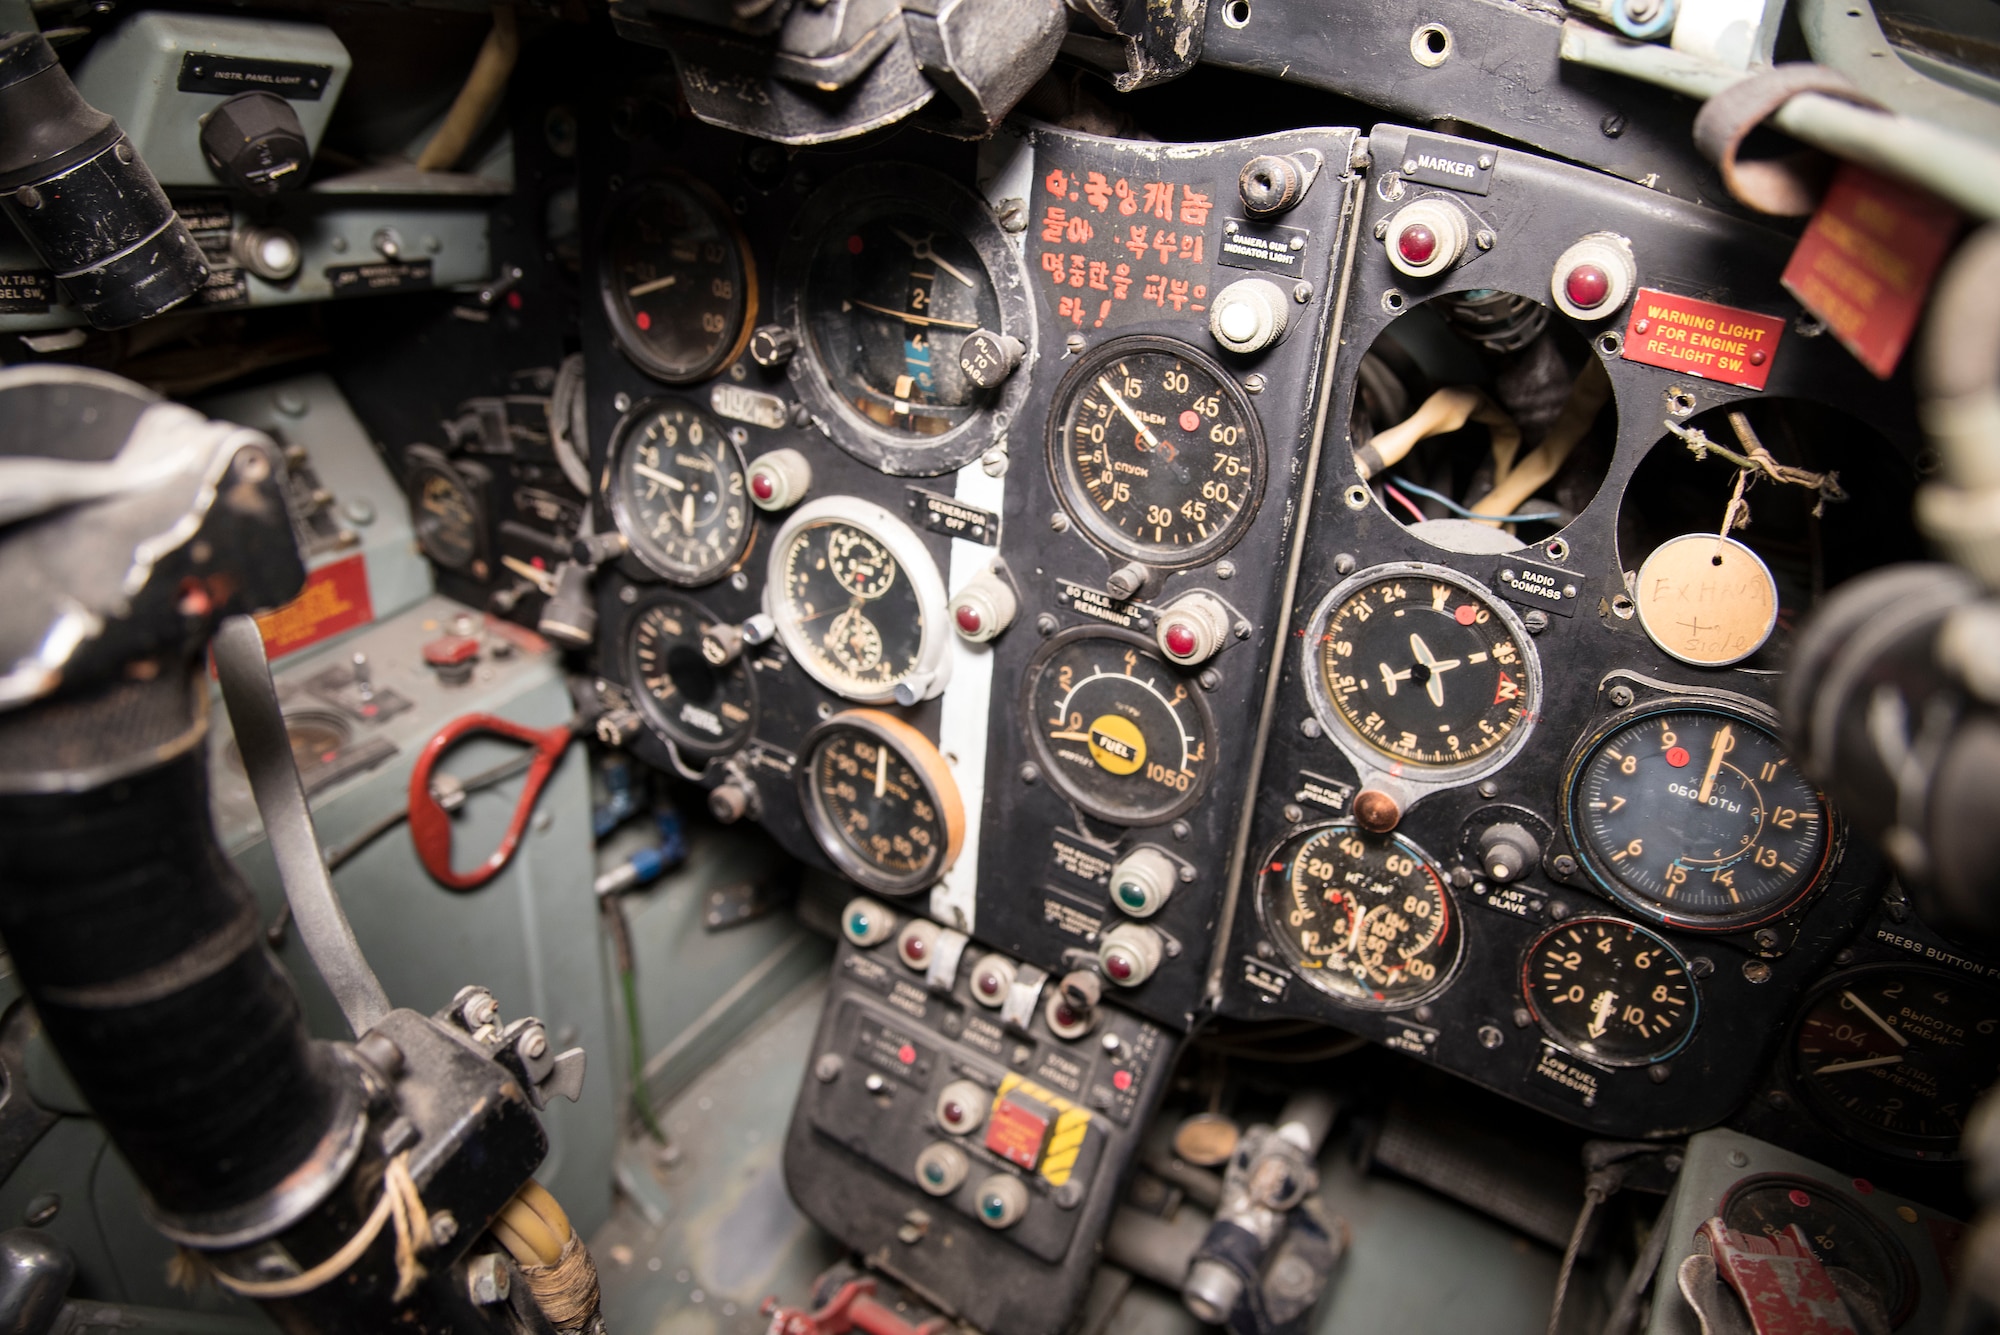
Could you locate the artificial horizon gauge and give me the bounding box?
[800,710,965,894]
[608,400,751,585]
[1048,336,1266,567]
[1564,703,1832,931]
[406,446,484,574]
[1719,1174,1915,1325]
[764,498,952,704]
[602,178,755,383]
[1789,965,2000,1159]
[1024,628,1214,826]
[778,168,1032,476]
[625,593,756,759]
[1257,823,1461,1009]
[1305,564,1540,779]
[1524,917,1697,1066]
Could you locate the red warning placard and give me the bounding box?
[1621,288,1787,390]
[254,553,374,659]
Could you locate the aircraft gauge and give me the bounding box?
[1523,917,1697,1066]
[801,710,964,894]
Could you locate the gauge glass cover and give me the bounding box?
[1308,565,1539,776]
[1049,336,1266,566]
[1023,629,1214,825]
[802,712,963,893]
[1524,917,1697,1066]
[1567,705,1830,929]
[413,465,479,571]
[625,593,756,758]
[1791,965,2000,1158]
[1258,823,1461,1009]
[1719,1174,1913,1323]
[603,180,753,383]
[609,401,751,586]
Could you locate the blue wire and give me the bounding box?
[1386,475,1563,524]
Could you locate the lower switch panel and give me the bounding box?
[784,913,1176,1335]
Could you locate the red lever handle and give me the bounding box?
[408,713,573,891]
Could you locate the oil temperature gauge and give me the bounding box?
[1256,823,1460,1009]
[1564,703,1831,930]
[608,400,751,585]
[765,498,951,704]
[602,178,755,383]
[1523,917,1697,1066]
[801,710,965,894]
[1023,628,1214,826]
[624,592,756,759]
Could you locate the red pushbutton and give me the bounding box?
[1112,1069,1132,1091]
[1105,952,1133,982]
[943,1099,966,1126]
[751,471,776,500]
[977,971,1003,997]
[423,635,480,668]
[1053,1003,1079,1029]
[1564,263,1610,309]
[1163,622,1198,658]
[955,603,983,634]
[897,1043,916,1065]
[903,935,928,963]
[1397,224,1437,265]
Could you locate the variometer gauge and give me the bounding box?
[1256,823,1461,1010]
[764,497,951,704]
[607,400,752,585]
[1720,1174,1914,1324]
[624,592,756,759]
[1048,335,1266,567]
[1023,628,1214,826]
[1789,964,2000,1158]
[1563,701,1832,931]
[1304,563,1540,784]
[601,177,756,383]
[1523,917,1697,1066]
[800,710,965,894]
[406,445,486,576]
[777,169,1032,476]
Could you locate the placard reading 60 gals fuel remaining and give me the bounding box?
[1620,288,1786,390]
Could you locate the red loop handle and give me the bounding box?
[408,713,573,891]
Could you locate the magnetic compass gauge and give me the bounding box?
[1257,823,1461,1010]
[1564,703,1832,930]
[763,498,951,704]
[602,178,755,383]
[1523,917,1697,1066]
[608,400,752,586]
[1048,336,1266,567]
[624,593,756,758]
[1023,628,1214,826]
[1789,965,2000,1158]
[1305,564,1539,777]
[801,710,965,894]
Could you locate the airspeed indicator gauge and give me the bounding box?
[801,710,965,894]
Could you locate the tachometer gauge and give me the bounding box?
[406,446,484,575]
[1305,564,1539,777]
[1720,1174,1914,1324]
[1049,336,1265,567]
[608,400,751,585]
[1257,823,1460,1009]
[801,710,965,894]
[1023,628,1214,826]
[1789,965,2000,1158]
[764,498,951,704]
[625,593,756,758]
[1523,917,1697,1066]
[1564,704,1831,930]
[602,178,755,383]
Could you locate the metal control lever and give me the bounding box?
[408,714,575,891]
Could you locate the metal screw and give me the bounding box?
[1478,1024,1503,1049]
[1065,333,1087,356]
[1217,560,1236,579]
[619,585,638,604]
[1690,956,1715,979]
[1242,374,1265,394]
[1477,780,1499,798]
[1523,609,1549,633]
[1020,763,1040,784]
[995,198,1028,232]
[467,1253,512,1305]
[15,186,42,211]
[1257,940,1275,959]
[1301,718,1322,738]
[1769,1090,1793,1110]
[613,392,632,413]
[23,1194,59,1227]
[864,1073,886,1093]
[1475,229,1495,250]
[1608,685,1635,707]
[1334,553,1357,575]
[1171,820,1192,841]
[1283,803,1305,824]
[1049,513,1070,533]
[1198,668,1222,690]
[232,448,271,484]
[1036,613,1059,636]
[1727,1149,1749,1168]
[1476,153,1493,169]
[1753,928,1782,954]
[981,446,1009,477]
[1292,281,1313,303]
[1548,901,1569,919]
[1414,1004,1434,1023]
[731,571,749,591]
[1552,854,1577,877]
[115,141,134,164]
[814,1053,843,1082]
[1373,219,1389,240]
[1512,1007,1532,1028]
[1743,960,1772,984]
[431,1211,459,1247]
[1601,112,1626,138]
[1648,1063,1671,1083]
[521,1030,548,1059]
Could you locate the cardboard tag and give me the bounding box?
[1782,162,1960,379]
[1622,289,1786,389]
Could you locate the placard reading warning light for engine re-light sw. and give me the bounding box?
[1620,289,1787,390]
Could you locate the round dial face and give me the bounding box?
[413,466,479,571]
[603,180,753,383]
[1720,1175,1912,1323]
[1791,966,2000,1157]
[1524,917,1697,1066]
[1567,706,1830,929]
[1311,568,1537,773]
[610,402,750,585]
[770,512,939,701]
[1049,337,1266,565]
[1024,630,1214,826]
[625,594,755,758]
[806,209,1000,439]
[1258,824,1460,1009]
[802,712,963,893]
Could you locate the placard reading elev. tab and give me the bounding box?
[1620,289,1786,390]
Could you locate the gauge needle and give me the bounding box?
[1408,633,1462,708]
[1843,990,1911,1047]
[1696,724,1737,804]
[1587,989,1617,1039]
[1814,1054,1905,1075]
[501,555,558,594]
[627,274,678,298]
[874,745,888,798]
[680,492,696,535]
[633,463,685,492]
[891,228,977,288]
[1096,378,1162,451]
[1346,906,1370,957]
[849,298,979,331]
